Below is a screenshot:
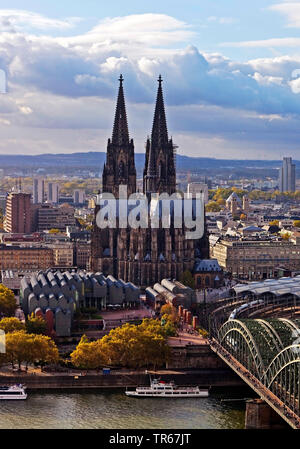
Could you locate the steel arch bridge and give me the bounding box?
[216,318,300,425]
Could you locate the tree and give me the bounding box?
[180,270,195,290]
[78,334,89,344]
[49,228,60,234]
[25,314,47,335]
[160,304,174,316]
[31,334,59,369]
[4,331,28,370]
[0,317,25,334]
[71,340,108,370]
[160,304,179,330]
[71,319,170,370]
[0,286,17,317]
[206,201,222,212]
[269,220,279,226]
[3,331,59,371]
[138,318,165,336]
[212,187,247,202]
[294,220,300,228]
[240,213,246,220]
[161,316,177,337]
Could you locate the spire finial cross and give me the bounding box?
[158,74,162,85]
[119,74,124,84]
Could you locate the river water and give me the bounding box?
[0,391,246,429]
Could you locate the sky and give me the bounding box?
[0,1,300,159]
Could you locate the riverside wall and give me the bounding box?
[0,343,245,390]
[167,343,227,370]
[0,369,244,390]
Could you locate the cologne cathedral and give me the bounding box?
[90,75,209,287]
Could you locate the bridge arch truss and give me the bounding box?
[263,345,300,417]
[218,318,300,418]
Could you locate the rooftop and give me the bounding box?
[233,276,300,297]
[194,259,222,272]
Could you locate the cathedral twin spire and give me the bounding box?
[103,74,176,198]
[103,74,136,197]
[151,75,169,151]
[112,74,130,146]
[144,75,176,195]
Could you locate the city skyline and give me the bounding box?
[0,2,300,432]
[0,2,300,159]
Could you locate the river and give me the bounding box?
[0,390,246,429]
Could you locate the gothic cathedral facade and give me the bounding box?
[91,75,209,287]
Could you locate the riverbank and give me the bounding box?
[0,368,245,390]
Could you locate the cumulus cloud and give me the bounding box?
[1,11,300,157]
[70,14,193,47]
[54,13,193,56]
[3,31,300,117]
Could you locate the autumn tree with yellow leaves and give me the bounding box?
[159,304,179,336]
[1,331,59,371]
[25,314,47,335]
[0,317,25,334]
[0,286,17,317]
[71,319,170,370]
[70,335,108,370]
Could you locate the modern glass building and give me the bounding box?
[278,157,296,192]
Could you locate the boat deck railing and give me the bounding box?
[136,386,202,391]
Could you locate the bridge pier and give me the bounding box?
[245,399,289,429]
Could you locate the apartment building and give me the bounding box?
[5,192,32,233]
[49,242,74,267]
[0,245,53,270]
[34,204,76,232]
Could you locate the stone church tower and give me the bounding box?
[102,74,136,197]
[91,75,209,287]
[144,75,176,196]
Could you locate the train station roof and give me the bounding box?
[233,276,300,297]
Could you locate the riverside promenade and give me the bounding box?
[0,331,245,390]
[0,367,244,390]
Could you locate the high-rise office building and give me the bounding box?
[33,178,45,204]
[47,182,59,204]
[73,189,85,205]
[279,157,296,192]
[5,192,32,233]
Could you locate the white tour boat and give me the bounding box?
[125,378,209,398]
[0,385,27,400]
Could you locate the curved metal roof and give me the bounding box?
[233,277,300,297]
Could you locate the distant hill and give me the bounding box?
[0,152,299,178]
